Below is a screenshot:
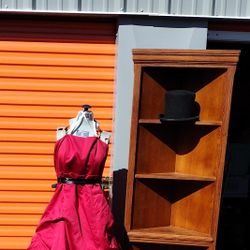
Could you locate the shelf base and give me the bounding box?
[128,226,213,247]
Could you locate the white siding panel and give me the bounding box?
[171,0,213,16]
[154,0,170,14]
[181,0,197,15]
[124,0,168,13]
[196,0,213,15]
[80,0,93,11]
[1,0,16,9]
[17,0,32,9]
[213,0,250,17]
[2,0,250,18]
[47,0,63,11]
[137,0,154,13]
[231,0,250,17]
[62,0,78,11]
[35,0,47,10]
[125,0,138,12]
[242,0,250,16]
[92,0,108,12]
[214,0,241,16]
[239,0,248,16]
[80,0,123,12]
[2,0,32,9]
[107,0,124,12]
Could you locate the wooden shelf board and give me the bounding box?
[139,119,222,126]
[135,172,216,182]
[128,226,213,247]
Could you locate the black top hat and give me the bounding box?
[160,90,200,122]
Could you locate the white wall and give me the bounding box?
[113,17,208,172]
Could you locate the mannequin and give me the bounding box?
[28,104,120,249]
[56,104,111,144]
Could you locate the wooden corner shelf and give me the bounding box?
[125,49,240,250]
[135,172,216,182]
[128,226,213,247]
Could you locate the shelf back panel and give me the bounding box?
[132,179,171,229]
[139,67,227,122]
[136,125,221,177]
[175,126,221,176]
[131,179,215,235]
[139,70,166,119]
[171,182,215,235]
[136,125,176,173]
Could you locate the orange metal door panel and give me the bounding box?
[0,142,55,154]
[0,91,114,106]
[0,203,47,214]
[0,117,112,130]
[0,52,115,67]
[0,78,114,92]
[0,41,115,54]
[0,154,111,167]
[0,104,113,118]
[0,180,56,191]
[0,191,53,203]
[0,225,36,236]
[0,65,114,79]
[0,17,116,249]
[0,130,55,142]
[0,166,56,180]
[0,237,31,249]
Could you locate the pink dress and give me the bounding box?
[28,135,120,250]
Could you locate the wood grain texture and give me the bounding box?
[124,64,142,230]
[128,226,213,246]
[135,173,216,182]
[133,49,240,66]
[139,119,222,126]
[125,49,240,249]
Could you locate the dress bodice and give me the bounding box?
[54,135,108,179]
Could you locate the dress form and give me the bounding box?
[68,104,99,137]
[57,104,111,144]
[28,104,120,250]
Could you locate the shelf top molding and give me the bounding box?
[133,49,240,66]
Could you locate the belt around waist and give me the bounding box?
[51,177,101,188]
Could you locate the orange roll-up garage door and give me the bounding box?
[0,16,116,249]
